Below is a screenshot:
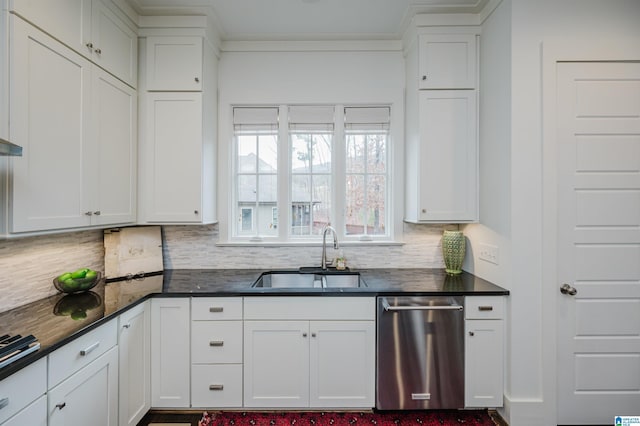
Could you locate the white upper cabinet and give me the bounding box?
[138,29,217,225]
[10,0,137,87]
[418,34,476,89]
[404,31,479,223]
[146,36,203,91]
[8,17,136,233]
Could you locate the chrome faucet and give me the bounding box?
[321,225,339,270]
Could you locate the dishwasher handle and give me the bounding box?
[381,297,463,312]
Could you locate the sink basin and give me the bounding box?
[251,271,366,289]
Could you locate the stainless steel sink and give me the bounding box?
[251,271,366,288]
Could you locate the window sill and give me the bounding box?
[216,240,404,248]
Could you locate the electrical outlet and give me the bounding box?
[478,243,499,265]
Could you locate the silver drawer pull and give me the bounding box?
[478,306,494,311]
[411,393,431,400]
[209,307,223,313]
[209,340,224,347]
[0,397,9,410]
[80,341,100,356]
[382,298,462,312]
[209,384,224,391]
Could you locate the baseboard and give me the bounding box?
[501,395,553,426]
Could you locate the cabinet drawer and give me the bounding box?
[0,358,46,424]
[48,320,117,388]
[2,394,46,426]
[192,297,242,321]
[244,297,375,320]
[465,296,504,319]
[191,364,242,408]
[191,321,242,364]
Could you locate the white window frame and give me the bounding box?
[223,104,398,245]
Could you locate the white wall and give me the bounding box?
[473,0,640,424]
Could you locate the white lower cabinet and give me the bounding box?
[0,357,46,425]
[191,297,243,408]
[1,395,46,426]
[243,297,375,409]
[48,346,119,426]
[150,297,190,408]
[464,296,505,408]
[118,301,151,426]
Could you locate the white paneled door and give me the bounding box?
[557,62,640,424]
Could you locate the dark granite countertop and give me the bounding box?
[0,268,507,380]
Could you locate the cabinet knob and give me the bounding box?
[86,42,94,51]
[469,331,475,337]
[421,209,427,214]
[95,48,101,55]
[122,323,131,329]
[302,333,307,337]
[94,211,101,216]
[56,402,66,410]
[85,211,93,216]
[194,210,199,215]
[311,333,316,338]
[422,75,427,80]
[195,77,200,83]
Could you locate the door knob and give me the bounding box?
[560,283,577,296]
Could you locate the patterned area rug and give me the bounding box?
[198,410,497,425]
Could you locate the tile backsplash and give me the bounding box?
[0,222,451,313]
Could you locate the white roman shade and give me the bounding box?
[234,107,279,132]
[344,106,390,131]
[288,105,335,132]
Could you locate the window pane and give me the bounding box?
[312,134,332,172]
[345,175,365,235]
[237,175,256,203]
[346,135,365,173]
[367,134,386,173]
[367,175,386,235]
[237,135,257,173]
[291,203,311,235]
[312,174,331,234]
[291,135,310,173]
[241,208,253,231]
[258,134,278,173]
[292,175,311,203]
[258,175,277,203]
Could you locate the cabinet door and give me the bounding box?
[417,90,477,222]
[418,34,476,89]
[151,298,190,408]
[9,17,92,232]
[142,92,203,223]
[91,0,137,87]
[309,321,375,408]
[9,0,92,58]
[2,395,46,426]
[92,68,137,226]
[465,319,504,407]
[48,346,119,426]
[119,301,150,426]
[244,321,309,408]
[146,36,203,91]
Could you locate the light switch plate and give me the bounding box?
[478,243,499,265]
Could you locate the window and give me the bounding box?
[232,105,391,242]
[344,107,389,237]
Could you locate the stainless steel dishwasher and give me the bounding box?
[376,296,465,410]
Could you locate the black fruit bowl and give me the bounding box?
[53,272,101,294]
